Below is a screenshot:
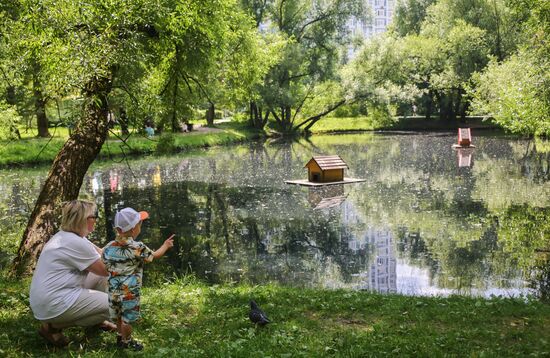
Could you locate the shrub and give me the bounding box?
[368,105,397,128]
[155,133,176,154]
[231,112,249,123]
[0,103,23,140]
[470,51,550,136]
[332,102,368,118]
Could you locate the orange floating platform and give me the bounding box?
[452,144,476,149]
[452,128,475,149]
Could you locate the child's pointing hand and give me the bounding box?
[163,234,175,249]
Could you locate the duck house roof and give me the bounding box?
[305,155,348,170]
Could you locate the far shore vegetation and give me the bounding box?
[0,115,503,167]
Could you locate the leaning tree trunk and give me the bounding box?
[11,74,113,276]
[299,100,346,132]
[33,59,50,138]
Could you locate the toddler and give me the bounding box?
[102,207,174,350]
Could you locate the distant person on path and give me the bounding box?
[144,124,155,138]
[29,200,116,347]
[412,104,418,116]
[102,208,174,350]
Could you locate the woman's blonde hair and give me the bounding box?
[60,200,97,235]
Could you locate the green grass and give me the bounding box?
[0,123,262,167]
[308,117,378,133]
[0,137,67,167]
[16,126,72,139]
[1,275,550,357]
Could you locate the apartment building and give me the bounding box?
[349,0,395,38]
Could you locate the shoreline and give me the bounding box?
[0,117,510,168]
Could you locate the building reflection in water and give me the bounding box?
[152,165,162,187]
[349,228,397,294]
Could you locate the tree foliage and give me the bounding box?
[8,0,267,274]
[393,0,437,36]
[242,0,370,132]
[470,0,550,136]
[347,0,541,126]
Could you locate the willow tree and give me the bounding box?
[148,7,278,131]
[11,0,259,275]
[345,0,525,122]
[241,0,369,132]
[0,2,54,138]
[393,0,437,36]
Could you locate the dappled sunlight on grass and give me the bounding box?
[1,276,550,356]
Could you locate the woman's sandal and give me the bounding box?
[38,323,69,347]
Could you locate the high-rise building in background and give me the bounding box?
[349,0,395,39]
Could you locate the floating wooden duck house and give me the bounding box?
[305,155,347,183]
[452,128,476,149]
[285,155,366,187]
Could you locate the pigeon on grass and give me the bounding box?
[249,300,271,326]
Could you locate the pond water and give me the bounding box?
[1,132,549,298]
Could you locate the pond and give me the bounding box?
[1,132,549,298]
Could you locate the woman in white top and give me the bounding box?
[29,200,116,346]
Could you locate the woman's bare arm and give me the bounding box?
[86,258,108,276]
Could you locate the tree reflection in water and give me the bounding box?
[0,133,548,297]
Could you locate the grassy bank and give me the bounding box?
[1,275,549,357]
[307,117,378,133]
[0,123,262,167]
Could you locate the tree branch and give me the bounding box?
[288,72,312,81]
[271,109,282,124]
[294,99,346,130]
[278,0,286,30]
[186,75,213,105]
[297,11,334,40]
[291,85,314,123]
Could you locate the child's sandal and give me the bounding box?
[117,336,144,351]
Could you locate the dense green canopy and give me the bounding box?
[1,0,546,137]
[344,0,548,136]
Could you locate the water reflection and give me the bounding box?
[308,185,347,209]
[1,133,549,298]
[350,228,397,294]
[456,148,474,168]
